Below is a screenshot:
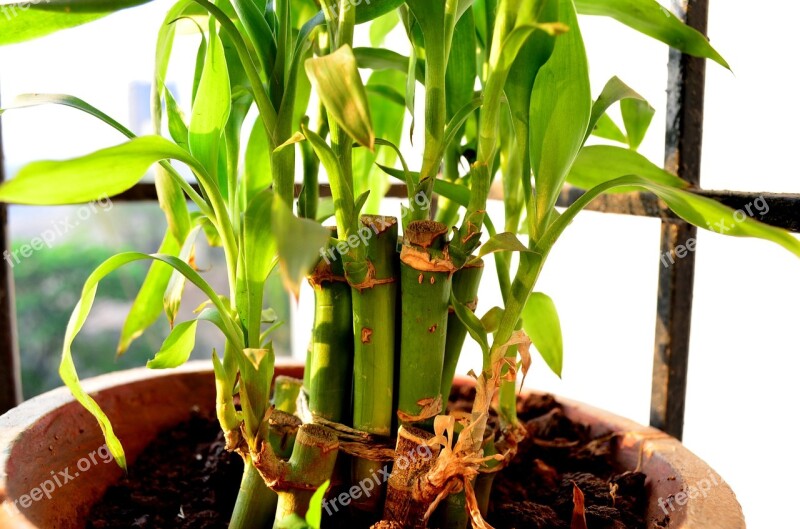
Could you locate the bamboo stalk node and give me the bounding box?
[400,245,456,274]
[396,395,442,424]
[296,389,398,461]
[349,259,398,291]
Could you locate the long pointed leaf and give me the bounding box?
[59,252,241,470]
[0,136,197,205]
[575,0,729,69]
[305,44,375,149]
[146,320,199,369]
[521,292,563,377]
[0,0,153,45]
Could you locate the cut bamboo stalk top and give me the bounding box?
[295,423,338,452]
[404,220,449,250]
[361,214,398,235]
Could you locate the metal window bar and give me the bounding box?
[1,0,799,437]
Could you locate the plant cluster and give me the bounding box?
[2,1,799,528]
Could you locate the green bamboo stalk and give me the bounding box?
[437,490,467,529]
[441,259,484,400]
[267,410,302,459]
[397,221,453,428]
[308,235,353,423]
[273,376,303,414]
[474,436,500,517]
[351,215,399,513]
[230,460,279,529]
[273,424,340,528]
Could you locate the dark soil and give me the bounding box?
[86,412,243,529]
[86,392,647,529]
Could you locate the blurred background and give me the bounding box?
[1,1,798,527]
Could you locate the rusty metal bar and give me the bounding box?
[649,0,710,440]
[112,183,800,232]
[0,91,22,413]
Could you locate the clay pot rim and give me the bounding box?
[0,360,745,529]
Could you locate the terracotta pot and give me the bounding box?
[0,361,744,528]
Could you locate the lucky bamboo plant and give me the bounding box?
[2,0,800,528]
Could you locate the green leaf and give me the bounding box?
[575,0,729,69]
[370,9,400,46]
[540,175,800,263]
[244,119,273,206]
[59,251,241,471]
[620,97,655,151]
[0,136,192,205]
[530,0,591,230]
[354,70,406,213]
[301,125,356,239]
[146,320,199,369]
[239,189,277,345]
[521,292,563,377]
[306,45,375,149]
[0,93,134,136]
[590,113,627,144]
[567,145,688,191]
[470,232,530,263]
[189,19,231,180]
[584,76,645,145]
[239,346,275,442]
[273,198,331,298]
[352,47,425,83]
[165,88,189,150]
[274,514,311,529]
[0,0,153,45]
[451,291,489,358]
[164,226,202,326]
[306,480,330,529]
[230,0,277,75]
[117,232,180,355]
[355,0,405,24]
[480,306,504,334]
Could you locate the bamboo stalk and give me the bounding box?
[351,215,399,513]
[267,410,302,459]
[230,460,279,529]
[273,424,339,527]
[474,436,500,517]
[441,259,484,401]
[398,221,454,429]
[308,234,353,423]
[273,376,303,415]
[383,426,440,528]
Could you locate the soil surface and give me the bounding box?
[86,391,647,529]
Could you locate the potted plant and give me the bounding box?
[0,0,795,527]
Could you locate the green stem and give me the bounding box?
[351,215,399,513]
[474,436,499,517]
[273,376,303,415]
[273,424,339,527]
[230,461,278,529]
[441,260,484,400]
[398,221,453,429]
[308,238,353,423]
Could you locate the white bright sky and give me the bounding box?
[1,1,799,527]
